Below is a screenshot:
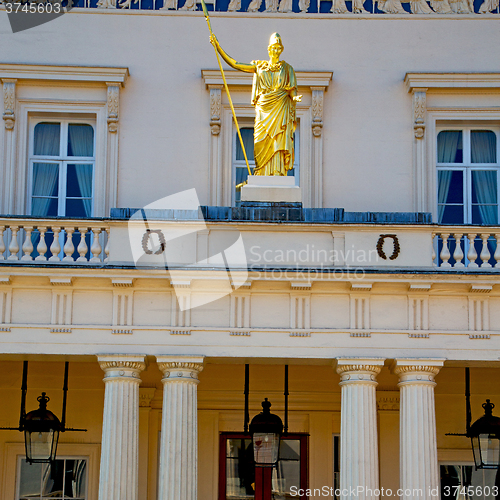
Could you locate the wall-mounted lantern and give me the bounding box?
[0,361,86,464]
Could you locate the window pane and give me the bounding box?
[66,460,87,498]
[32,164,59,197]
[236,128,254,161]
[42,461,64,496]
[439,204,464,224]
[34,123,61,156]
[66,199,92,218]
[471,130,497,163]
[67,164,93,198]
[438,170,463,204]
[226,439,254,498]
[68,124,94,157]
[472,171,498,224]
[438,131,463,163]
[19,460,43,497]
[32,163,59,217]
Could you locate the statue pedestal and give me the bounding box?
[240,176,302,203]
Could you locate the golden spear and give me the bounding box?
[200,0,252,177]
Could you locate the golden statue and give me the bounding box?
[210,33,302,176]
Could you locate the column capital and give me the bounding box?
[156,355,204,383]
[98,354,147,381]
[336,358,385,384]
[392,358,445,385]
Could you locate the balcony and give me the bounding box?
[0,214,499,272]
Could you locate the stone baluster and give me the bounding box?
[35,227,48,261]
[392,359,444,500]
[480,233,492,268]
[156,356,204,500]
[439,233,451,268]
[49,227,61,262]
[97,355,147,500]
[466,233,478,268]
[63,227,75,262]
[336,358,385,500]
[77,227,89,262]
[0,226,5,260]
[104,228,110,262]
[90,228,103,262]
[8,226,19,260]
[494,234,500,269]
[21,226,34,261]
[452,233,464,268]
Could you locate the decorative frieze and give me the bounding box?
[0,289,12,324]
[2,79,16,130]
[112,290,134,328]
[51,291,72,326]
[408,296,429,330]
[172,292,191,328]
[468,297,489,331]
[139,387,156,408]
[350,295,370,330]
[230,294,251,329]
[290,295,310,330]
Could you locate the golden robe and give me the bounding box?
[251,60,297,176]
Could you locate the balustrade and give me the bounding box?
[433,229,500,269]
[0,219,109,264]
[1,217,500,270]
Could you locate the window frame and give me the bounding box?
[426,110,500,222]
[16,454,89,500]
[2,443,100,500]
[218,431,309,500]
[27,117,97,218]
[231,119,301,206]
[436,125,500,225]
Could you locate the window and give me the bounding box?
[440,463,499,500]
[17,457,87,500]
[233,125,299,204]
[437,127,499,225]
[219,433,308,499]
[29,119,95,218]
[436,126,499,266]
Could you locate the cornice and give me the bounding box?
[202,69,333,89]
[405,73,500,92]
[0,64,129,86]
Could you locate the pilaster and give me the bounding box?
[156,356,204,500]
[97,355,147,500]
[2,79,16,214]
[336,358,385,500]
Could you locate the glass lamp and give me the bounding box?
[249,398,283,467]
[24,393,61,464]
[469,400,500,469]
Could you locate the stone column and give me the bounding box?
[97,355,146,500]
[156,355,204,500]
[392,359,445,500]
[336,358,385,500]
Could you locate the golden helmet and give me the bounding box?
[269,33,284,48]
